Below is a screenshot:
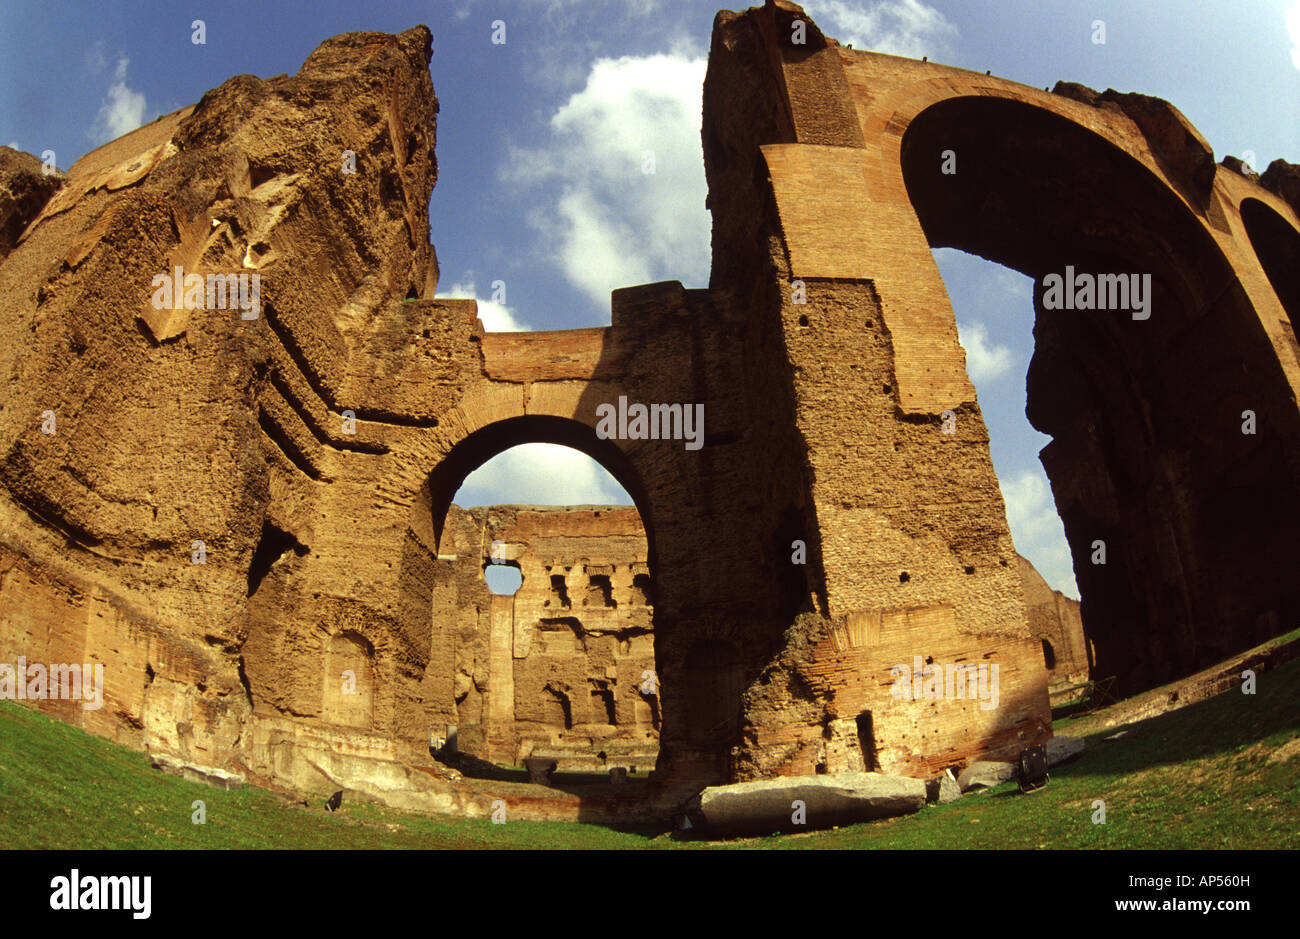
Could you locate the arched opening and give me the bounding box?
[426,415,652,557]
[1240,198,1300,345]
[423,417,659,788]
[901,95,1300,696]
[1041,638,1056,671]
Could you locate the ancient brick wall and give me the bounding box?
[1017,557,1090,705]
[433,505,657,771]
[428,506,1079,779]
[706,2,1300,751]
[1,3,1297,816]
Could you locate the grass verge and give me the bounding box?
[2,656,1297,849]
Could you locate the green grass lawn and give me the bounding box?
[2,654,1298,849]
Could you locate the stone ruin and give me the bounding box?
[438,504,658,773]
[430,502,1082,777]
[1019,556,1090,708]
[0,1,1297,821]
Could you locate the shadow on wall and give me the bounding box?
[1240,198,1300,344]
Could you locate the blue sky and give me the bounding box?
[3,0,1298,596]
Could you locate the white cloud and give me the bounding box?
[90,56,146,145]
[454,443,632,507]
[808,0,958,59]
[5,142,18,151]
[502,52,709,313]
[956,320,1013,382]
[1287,0,1300,70]
[999,469,1078,598]
[436,279,531,332]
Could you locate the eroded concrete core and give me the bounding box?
[1,2,1298,819]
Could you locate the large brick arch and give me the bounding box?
[422,413,654,556]
[702,0,1300,778]
[889,93,1300,694]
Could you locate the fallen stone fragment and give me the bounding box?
[957,761,1017,792]
[149,753,245,790]
[925,768,962,804]
[1046,735,1085,767]
[695,772,926,836]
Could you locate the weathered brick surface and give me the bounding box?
[1018,556,1090,704]
[436,505,656,771]
[1,3,1297,818]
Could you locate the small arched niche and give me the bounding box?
[321,630,375,729]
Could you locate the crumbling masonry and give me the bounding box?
[1,1,1297,819]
